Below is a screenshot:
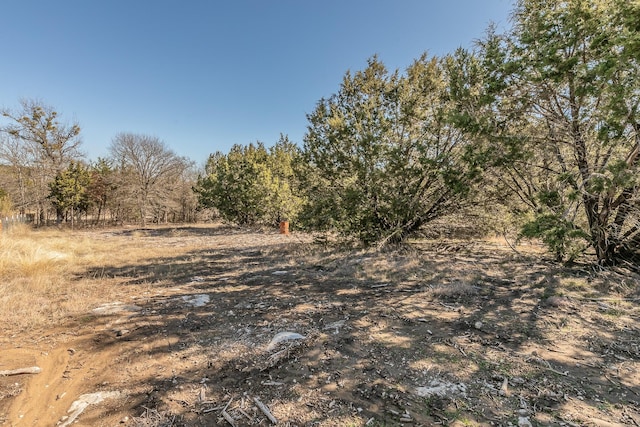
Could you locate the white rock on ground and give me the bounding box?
[181,294,210,307]
[415,379,467,398]
[323,320,346,333]
[266,332,306,351]
[518,416,533,427]
[58,391,121,427]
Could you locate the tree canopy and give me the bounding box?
[302,54,486,245]
[1,0,639,269]
[194,136,304,226]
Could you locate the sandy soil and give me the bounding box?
[1,225,639,426]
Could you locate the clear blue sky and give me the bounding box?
[1,0,514,165]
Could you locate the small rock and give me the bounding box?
[474,321,483,329]
[544,296,571,308]
[323,320,346,332]
[415,379,467,398]
[518,416,533,427]
[266,332,306,351]
[59,391,121,427]
[181,294,210,307]
[499,378,509,396]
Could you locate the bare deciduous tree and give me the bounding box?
[109,132,191,226]
[0,99,83,223]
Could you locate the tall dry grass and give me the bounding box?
[0,224,233,334]
[0,225,132,333]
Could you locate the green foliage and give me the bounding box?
[464,0,640,265]
[266,135,305,224]
[48,161,92,223]
[194,136,304,226]
[87,158,117,224]
[1,100,84,225]
[520,214,588,261]
[302,55,485,246]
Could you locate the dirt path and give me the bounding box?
[1,226,639,426]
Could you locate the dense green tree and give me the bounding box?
[266,135,305,225]
[302,55,484,245]
[194,137,303,226]
[492,0,640,264]
[201,142,271,225]
[86,158,117,226]
[48,161,91,228]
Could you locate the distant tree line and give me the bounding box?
[0,100,197,226]
[1,0,639,268]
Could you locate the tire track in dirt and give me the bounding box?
[4,332,124,426]
[7,345,71,425]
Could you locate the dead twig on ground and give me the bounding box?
[503,231,522,255]
[0,366,41,376]
[526,355,568,376]
[238,408,254,422]
[253,397,278,424]
[221,410,237,427]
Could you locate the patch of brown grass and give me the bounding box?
[1,228,105,331]
[0,224,258,333]
[0,226,168,332]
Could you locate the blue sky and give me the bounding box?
[1,1,514,165]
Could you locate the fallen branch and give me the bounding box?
[0,366,41,376]
[253,397,277,424]
[223,397,234,412]
[526,356,568,376]
[572,296,640,302]
[502,231,522,255]
[371,283,390,289]
[221,410,237,427]
[238,408,254,422]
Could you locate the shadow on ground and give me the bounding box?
[11,226,640,426]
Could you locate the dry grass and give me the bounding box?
[0,223,270,333]
[2,224,639,427]
[1,226,105,331]
[0,225,186,333]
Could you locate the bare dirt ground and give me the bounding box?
[1,224,639,426]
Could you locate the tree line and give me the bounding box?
[197,0,640,267]
[0,100,197,226]
[2,0,639,267]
